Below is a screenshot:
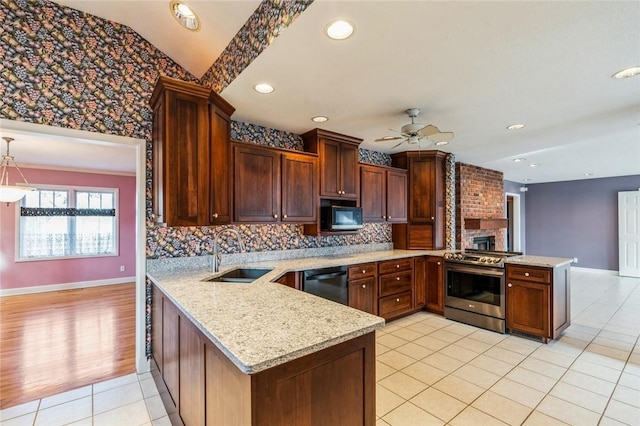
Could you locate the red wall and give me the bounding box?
[0,168,136,290]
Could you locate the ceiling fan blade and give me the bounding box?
[428,132,454,143]
[417,125,440,137]
[391,141,406,149]
[374,136,403,142]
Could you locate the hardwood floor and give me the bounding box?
[0,283,136,409]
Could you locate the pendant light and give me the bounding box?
[0,137,35,204]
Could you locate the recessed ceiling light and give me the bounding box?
[529,163,540,167]
[523,178,532,182]
[513,158,526,162]
[612,66,640,79]
[584,173,594,176]
[434,140,449,146]
[311,116,328,123]
[325,20,355,40]
[507,124,526,130]
[169,1,200,31]
[254,83,274,94]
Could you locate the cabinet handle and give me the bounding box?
[362,270,366,274]
[396,277,400,281]
[362,284,366,289]
[396,298,400,302]
[283,214,288,219]
[508,283,513,287]
[524,272,530,277]
[212,213,219,219]
[273,214,278,219]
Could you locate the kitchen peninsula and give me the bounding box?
[148,248,447,426]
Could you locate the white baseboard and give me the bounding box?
[571,267,619,276]
[0,276,136,297]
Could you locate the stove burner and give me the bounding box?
[443,250,522,268]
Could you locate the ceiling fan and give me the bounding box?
[375,108,454,149]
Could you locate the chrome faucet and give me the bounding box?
[212,228,245,273]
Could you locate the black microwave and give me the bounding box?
[320,206,363,231]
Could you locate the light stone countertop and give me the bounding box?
[505,255,573,268]
[148,249,447,375]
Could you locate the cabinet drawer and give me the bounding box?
[379,271,412,297]
[507,265,551,284]
[348,263,377,280]
[379,291,412,317]
[378,258,413,275]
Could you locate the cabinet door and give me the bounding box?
[162,300,180,407]
[425,257,444,314]
[180,318,205,426]
[164,91,210,226]
[386,169,407,223]
[506,280,550,337]
[320,139,341,197]
[414,256,426,310]
[349,277,377,315]
[408,157,435,222]
[281,152,317,223]
[233,144,280,222]
[209,106,231,224]
[360,165,386,222]
[340,143,359,199]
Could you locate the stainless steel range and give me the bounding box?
[443,250,521,333]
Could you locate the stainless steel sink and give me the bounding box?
[207,268,272,283]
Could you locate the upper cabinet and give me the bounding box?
[233,142,318,224]
[391,151,447,249]
[150,76,235,227]
[302,129,362,200]
[360,164,407,223]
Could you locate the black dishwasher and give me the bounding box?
[302,266,348,305]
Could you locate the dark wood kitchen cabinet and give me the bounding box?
[425,256,444,314]
[378,258,414,320]
[302,128,362,200]
[413,256,427,310]
[360,164,407,223]
[506,264,570,342]
[179,317,205,426]
[348,263,378,315]
[391,151,447,249]
[233,143,318,224]
[151,76,235,227]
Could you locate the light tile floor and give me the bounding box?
[1,270,639,426]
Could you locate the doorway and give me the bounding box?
[504,192,521,252]
[0,118,148,373]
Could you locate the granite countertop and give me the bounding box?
[505,255,573,268]
[148,249,445,375]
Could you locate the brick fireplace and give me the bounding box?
[455,163,507,250]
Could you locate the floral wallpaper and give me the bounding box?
[231,120,304,150]
[200,0,314,93]
[359,148,392,167]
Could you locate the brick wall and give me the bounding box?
[455,163,506,250]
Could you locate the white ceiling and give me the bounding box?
[35,1,640,183]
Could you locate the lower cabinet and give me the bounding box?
[505,264,571,342]
[378,258,414,320]
[414,256,427,310]
[348,263,377,315]
[425,256,444,314]
[151,282,376,426]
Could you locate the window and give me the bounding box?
[18,186,118,260]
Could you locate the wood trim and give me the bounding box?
[464,218,509,229]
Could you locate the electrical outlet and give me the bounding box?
[573,258,578,263]
[120,265,125,272]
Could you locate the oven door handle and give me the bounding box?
[444,263,504,277]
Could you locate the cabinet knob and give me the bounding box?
[396,264,400,268]
[388,216,391,220]
[524,272,530,277]
[508,283,513,287]
[437,262,441,265]
[396,298,400,302]
[362,284,366,289]
[431,216,435,220]
[273,214,278,219]
[396,277,400,281]
[212,213,219,219]
[283,214,288,219]
[382,215,386,219]
[362,270,366,274]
